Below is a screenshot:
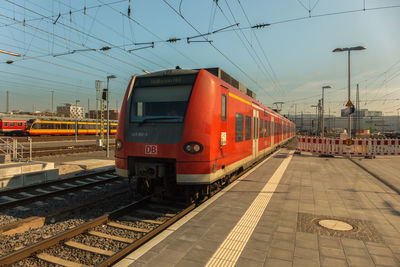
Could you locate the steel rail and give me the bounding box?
[0,173,119,211]
[0,169,114,195]
[98,203,196,266]
[0,196,151,266]
[0,139,295,265]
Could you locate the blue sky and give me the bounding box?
[0,0,399,116]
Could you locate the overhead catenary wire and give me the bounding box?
[96,0,200,67]
[236,0,285,98]
[4,0,165,71]
[219,0,281,99]
[0,0,127,28]
[51,0,170,69]
[161,0,277,101]
[0,22,135,79]
[0,13,156,74]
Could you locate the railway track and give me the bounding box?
[0,140,296,266]
[23,144,111,157]
[0,171,119,212]
[0,197,194,266]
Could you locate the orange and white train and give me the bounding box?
[115,68,295,196]
[26,119,117,135]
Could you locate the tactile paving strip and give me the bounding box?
[297,212,383,242]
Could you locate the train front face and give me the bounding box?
[116,69,218,190]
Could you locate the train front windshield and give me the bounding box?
[130,85,191,123]
[130,74,197,124]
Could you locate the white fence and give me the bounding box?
[297,136,400,156]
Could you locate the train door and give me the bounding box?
[271,116,274,146]
[219,91,227,167]
[252,109,259,159]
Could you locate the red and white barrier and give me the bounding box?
[297,136,400,156]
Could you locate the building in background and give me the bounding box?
[340,108,382,118]
[88,110,119,120]
[57,104,84,119]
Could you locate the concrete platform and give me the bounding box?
[116,149,400,267]
[353,156,400,194]
[60,159,114,170]
[58,159,114,178]
[0,162,58,190]
[0,151,115,190]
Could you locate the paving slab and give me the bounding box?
[115,150,400,267]
[353,156,400,193]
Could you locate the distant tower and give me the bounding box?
[51,90,54,114]
[356,84,360,134]
[6,91,9,113]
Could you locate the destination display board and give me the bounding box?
[135,74,198,88]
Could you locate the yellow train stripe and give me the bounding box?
[228,92,251,106]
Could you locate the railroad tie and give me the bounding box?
[64,241,114,256]
[136,209,175,218]
[88,230,134,243]
[107,221,150,233]
[37,253,90,267]
[120,215,163,225]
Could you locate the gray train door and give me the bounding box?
[271,116,274,146]
[253,109,259,159]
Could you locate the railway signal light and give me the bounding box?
[102,89,108,100]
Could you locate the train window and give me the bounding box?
[260,119,263,138]
[264,120,267,137]
[269,121,271,137]
[253,117,258,139]
[221,94,226,121]
[3,122,8,127]
[270,121,273,136]
[235,113,243,142]
[17,122,22,127]
[9,122,15,127]
[245,116,251,140]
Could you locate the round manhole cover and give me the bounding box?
[318,219,353,231]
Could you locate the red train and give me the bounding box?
[0,119,27,135]
[115,68,295,197]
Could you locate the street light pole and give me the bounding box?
[321,85,331,137]
[333,46,366,139]
[311,105,318,135]
[106,75,116,158]
[75,99,80,142]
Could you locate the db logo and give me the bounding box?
[145,145,158,155]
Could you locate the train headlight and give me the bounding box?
[183,142,203,154]
[116,139,123,151]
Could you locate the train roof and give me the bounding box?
[28,118,118,123]
[138,69,199,77]
[136,68,292,124]
[0,118,27,121]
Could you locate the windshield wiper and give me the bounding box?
[136,116,182,126]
